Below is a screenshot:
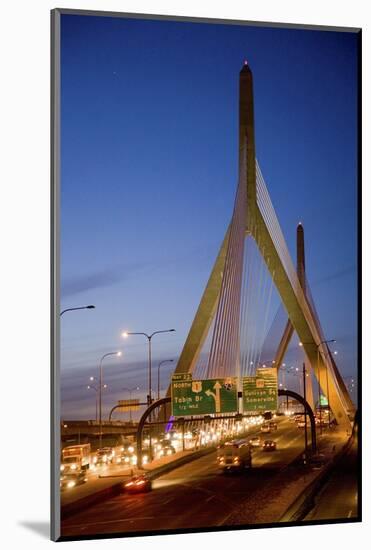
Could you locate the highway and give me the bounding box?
[304,433,359,522]
[61,417,309,537]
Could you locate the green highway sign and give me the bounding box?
[171,373,192,382]
[242,367,278,412]
[319,394,328,407]
[117,399,140,412]
[171,376,238,417]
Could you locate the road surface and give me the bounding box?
[61,418,309,537]
[304,434,359,521]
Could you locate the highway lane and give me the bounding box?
[61,418,308,537]
[304,434,359,522]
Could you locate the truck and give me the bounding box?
[217,439,252,473]
[60,443,91,474]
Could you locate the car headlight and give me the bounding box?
[128,446,134,453]
[70,464,77,470]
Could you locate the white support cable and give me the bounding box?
[243,239,255,377]
[250,239,266,374]
[257,266,275,368]
[240,237,251,377]
[254,251,271,370]
[245,233,260,376]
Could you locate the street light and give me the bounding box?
[259,360,276,368]
[157,359,174,400]
[122,330,175,405]
[87,379,107,421]
[98,351,121,447]
[302,363,308,460]
[122,386,140,422]
[279,365,295,412]
[60,305,95,316]
[316,340,335,434]
[299,339,335,434]
[318,344,337,428]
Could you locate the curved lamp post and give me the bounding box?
[157,359,174,400]
[299,339,336,434]
[98,351,121,447]
[122,386,140,422]
[122,330,175,405]
[60,305,95,316]
[87,378,107,421]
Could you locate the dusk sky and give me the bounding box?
[60,14,358,419]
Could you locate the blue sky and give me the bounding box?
[60,14,358,419]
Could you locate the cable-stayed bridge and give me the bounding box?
[170,61,354,430]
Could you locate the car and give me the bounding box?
[249,436,261,447]
[262,440,277,452]
[95,447,114,465]
[217,440,252,472]
[60,471,87,491]
[269,421,278,430]
[297,420,306,428]
[155,440,176,457]
[261,424,271,433]
[309,453,325,470]
[123,474,152,493]
[115,451,135,466]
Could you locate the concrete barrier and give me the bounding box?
[279,434,353,522]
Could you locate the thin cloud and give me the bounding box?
[61,262,148,298]
[312,264,356,287]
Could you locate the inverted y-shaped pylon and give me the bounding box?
[170,62,354,429]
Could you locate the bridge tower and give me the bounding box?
[169,62,354,430]
[273,223,314,410]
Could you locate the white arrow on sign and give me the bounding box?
[205,381,222,413]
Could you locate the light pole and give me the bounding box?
[318,345,337,428]
[299,339,335,435]
[303,362,308,460]
[279,364,293,412]
[259,360,276,368]
[157,359,174,400]
[98,351,121,447]
[122,330,175,405]
[316,339,335,435]
[87,379,107,421]
[122,386,140,422]
[60,305,95,316]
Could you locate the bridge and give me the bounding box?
[167,61,354,430]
